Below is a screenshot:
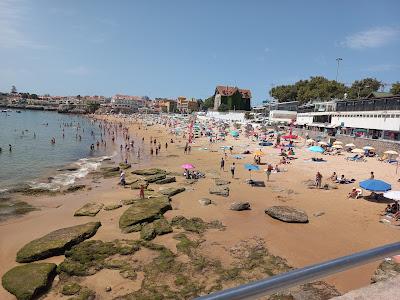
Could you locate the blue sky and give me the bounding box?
[0,0,399,104]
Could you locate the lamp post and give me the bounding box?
[335,58,343,81]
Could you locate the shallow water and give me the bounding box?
[0,110,111,189]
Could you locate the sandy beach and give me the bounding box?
[1,114,400,299]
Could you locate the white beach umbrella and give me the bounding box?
[332,144,343,149]
[345,143,356,148]
[384,150,399,156]
[333,141,343,145]
[306,138,315,143]
[363,146,375,150]
[383,191,400,201]
[318,141,328,146]
[351,148,365,153]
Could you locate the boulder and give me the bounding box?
[131,168,166,176]
[145,173,167,183]
[16,222,101,263]
[130,180,149,190]
[155,176,176,184]
[215,179,231,186]
[74,202,104,217]
[153,218,173,235]
[100,166,120,172]
[119,162,131,170]
[119,196,172,233]
[61,282,81,295]
[140,224,157,241]
[265,206,308,223]
[160,187,185,197]
[209,186,229,197]
[104,203,122,211]
[230,202,251,211]
[371,260,400,283]
[2,263,57,300]
[199,198,212,206]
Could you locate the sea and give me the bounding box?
[0,109,114,191]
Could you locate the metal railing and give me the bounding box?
[196,242,400,300]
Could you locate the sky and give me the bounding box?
[0,0,400,105]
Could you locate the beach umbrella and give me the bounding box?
[359,179,391,192]
[244,163,260,180]
[383,191,400,201]
[253,150,265,156]
[282,134,298,139]
[345,143,356,148]
[332,144,343,149]
[181,163,195,169]
[333,141,343,145]
[351,148,364,153]
[384,150,399,156]
[306,139,315,144]
[318,141,328,146]
[230,130,239,137]
[308,146,324,153]
[363,146,375,151]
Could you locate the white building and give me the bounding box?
[268,110,297,124]
[111,94,147,112]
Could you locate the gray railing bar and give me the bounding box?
[196,241,400,300]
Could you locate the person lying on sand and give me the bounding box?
[348,188,358,198]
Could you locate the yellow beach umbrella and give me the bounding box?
[332,144,343,149]
[384,150,399,155]
[253,150,265,156]
[363,146,375,151]
[345,143,356,148]
[351,148,364,153]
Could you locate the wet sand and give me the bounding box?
[1,115,400,299]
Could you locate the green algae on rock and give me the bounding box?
[16,222,101,263]
[2,263,57,300]
[103,203,122,211]
[119,196,172,233]
[159,187,185,197]
[131,168,167,176]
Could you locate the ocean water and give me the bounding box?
[0,110,113,190]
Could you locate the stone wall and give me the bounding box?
[294,128,400,154]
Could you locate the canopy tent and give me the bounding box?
[359,179,391,192]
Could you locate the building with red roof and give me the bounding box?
[213,85,251,111]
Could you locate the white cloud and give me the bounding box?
[363,64,400,72]
[0,0,46,49]
[66,66,90,76]
[341,27,400,49]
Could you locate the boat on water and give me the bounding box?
[16,110,21,113]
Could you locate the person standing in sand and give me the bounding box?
[139,185,145,199]
[220,157,225,171]
[230,162,236,178]
[266,164,273,181]
[316,171,322,188]
[370,171,375,179]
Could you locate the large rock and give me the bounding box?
[160,187,185,197]
[2,263,57,300]
[155,176,176,184]
[119,196,172,233]
[16,222,101,263]
[74,202,104,217]
[119,162,131,170]
[140,224,156,241]
[265,206,308,223]
[153,218,173,235]
[104,203,122,211]
[199,198,212,206]
[130,180,149,190]
[371,260,400,283]
[230,202,251,211]
[131,168,166,176]
[215,179,231,186]
[145,173,166,183]
[209,186,229,197]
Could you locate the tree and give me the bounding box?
[347,78,381,99]
[269,85,297,103]
[390,82,400,95]
[218,103,229,112]
[203,96,214,109]
[87,102,100,113]
[11,85,17,94]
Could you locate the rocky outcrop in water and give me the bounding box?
[265,206,308,223]
[16,222,101,263]
[2,263,57,300]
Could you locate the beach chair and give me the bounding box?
[355,189,363,199]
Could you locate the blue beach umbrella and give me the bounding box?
[244,163,260,180]
[359,179,391,192]
[230,130,239,137]
[308,146,324,153]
